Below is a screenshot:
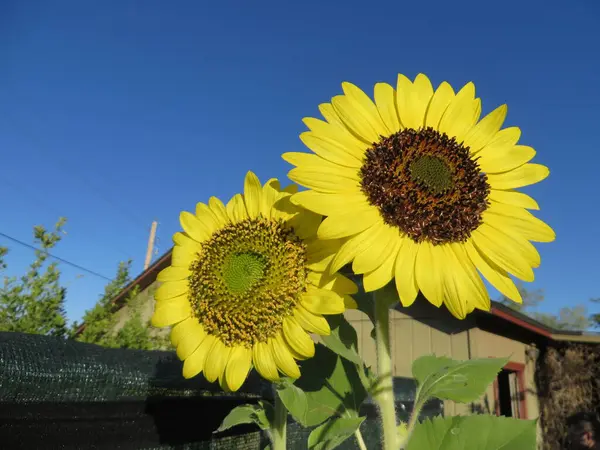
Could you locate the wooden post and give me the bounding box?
[144,221,158,270]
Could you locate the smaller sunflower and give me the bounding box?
[151,172,357,392]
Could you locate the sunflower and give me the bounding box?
[151,171,357,391]
[284,74,554,319]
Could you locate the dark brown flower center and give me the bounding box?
[359,127,490,244]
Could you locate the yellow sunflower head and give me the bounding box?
[284,73,555,319]
[151,171,357,392]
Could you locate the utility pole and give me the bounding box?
[144,221,158,270]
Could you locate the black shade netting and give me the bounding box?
[0,332,444,449]
[0,332,272,449]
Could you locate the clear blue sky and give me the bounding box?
[1,0,598,324]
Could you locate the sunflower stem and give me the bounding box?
[355,428,368,450]
[373,285,398,450]
[271,392,287,450]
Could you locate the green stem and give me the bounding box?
[271,393,287,450]
[400,399,424,449]
[354,428,368,450]
[373,286,398,450]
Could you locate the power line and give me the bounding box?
[0,231,113,282]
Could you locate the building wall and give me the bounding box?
[345,304,541,422]
[113,279,541,443]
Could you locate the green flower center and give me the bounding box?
[188,218,307,347]
[409,155,453,195]
[222,252,267,295]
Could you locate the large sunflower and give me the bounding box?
[151,171,356,392]
[284,73,554,319]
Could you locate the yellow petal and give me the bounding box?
[487,164,549,189]
[439,249,469,320]
[283,184,299,195]
[226,193,248,224]
[319,103,345,128]
[471,224,534,282]
[182,334,216,379]
[195,202,221,233]
[282,152,360,181]
[329,224,383,273]
[478,145,536,174]
[463,104,508,153]
[157,265,191,282]
[171,244,197,268]
[151,300,192,327]
[397,73,434,130]
[363,238,400,292]
[283,317,315,358]
[287,209,322,240]
[291,191,370,217]
[331,89,384,143]
[209,196,229,224]
[176,322,207,360]
[318,209,381,239]
[415,241,445,307]
[261,178,281,217]
[302,117,368,160]
[341,82,390,137]
[484,203,555,243]
[438,82,477,142]
[425,81,455,129]
[446,243,490,312]
[288,167,360,194]
[253,341,280,381]
[173,231,203,251]
[244,171,262,219]
[394,237,419,307]
[180,211,211,243]
[270,334,300,379]
[343,295,358,309]
[472,127,521,156]
[352,224,399,275]
[299,132,363,168]
[203,339,231,383]
[170,317,198,347]
[272,194,299,222]
[155,279,189,301]
[489,190,540,210]
[225,346,252,392]
[464,240,522,304]
[294,304,331,336]
[374,82,400,133]
[306,238,341,272]
[316,272,358,295]
[302,287,345,315]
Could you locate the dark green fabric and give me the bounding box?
[0,332,442,449]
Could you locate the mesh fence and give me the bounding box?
[0,332,442,449]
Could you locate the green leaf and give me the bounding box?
[405,415,537,450]
[276,344,368,427]
[275,380,308,424]
[308,416,365,450]
[413,355,508,404]
[321,315,362,365]
[215,401,274,433]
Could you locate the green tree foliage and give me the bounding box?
[590,298,600,328]
[72,261,168,350]
[0,218,68,337]
[498,283,590,331]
